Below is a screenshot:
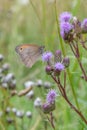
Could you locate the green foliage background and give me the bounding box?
[0,0,87,130]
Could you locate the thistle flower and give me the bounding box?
[45,65,53,75]
[60,22,73,34]
[16,110,24,118]
[63,57,70,67]
[34,97,42,107]
[36,80,43,87]
[59,12,72,22]
[24,81,35,88]
[46,89,57,104]
[60,22,73,39]
[55,50,61,56]
[54,50,62,62]
[42,52,53,62]
[54,62,65,71]
[42,102,55,114]
[81,18,87,33]
[3,73,14,83]
[26,111,32,118]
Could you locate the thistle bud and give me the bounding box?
[26,111,32,118]
[3,73,14,83]
[34,97,42,108]
[36,80,43,87]
[16,110,24,118]
[42,102,55,114]
[54,50,62,62]
[45,65,53,75]
[63,57,70,67]
[54,62,65,76]
[24,81,34,88]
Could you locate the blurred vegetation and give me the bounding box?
[0,0,87,130]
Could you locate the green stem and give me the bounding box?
[54,0,65,56]
[30,0,41,24]
[30,0,47,48]
[54,0,80,110]
[41,0,48,48]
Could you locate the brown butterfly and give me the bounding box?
[15,44,45,68]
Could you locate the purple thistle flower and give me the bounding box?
[63,57,70,67]
[60,22,73,34]
[42,52,53,62]
[55,50,61,56]
[55,50,62,62]
[55,62,65,71]
[59,12,72,22]
[42,102,55,114]
[60,22,73,39]
[81,18,87,32]
[45,65,52,75]
[46,89,57,104]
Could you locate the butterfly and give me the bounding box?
[15,44,45,68]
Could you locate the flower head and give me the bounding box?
[42,102,55,114]
[55,62,65,71]
[60,22,73,34]
[26,111,32,118]
[55,50,61,56]
[16,111,24,118]
[59,12,72,22]
[46,89,57,104]
[34,97,42,107]
[60,22,73,39]
[63,57,70,67]
[45,65,52,75]
[81,18,87,32]
[55,50,62,62]
[42,52,53,62]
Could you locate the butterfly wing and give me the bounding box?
[15,44,44,68]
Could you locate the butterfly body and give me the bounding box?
[15,44,45,68]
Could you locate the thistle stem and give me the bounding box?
[54,0,80,109]
[71,42,87,81]
[52,75,87,125]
